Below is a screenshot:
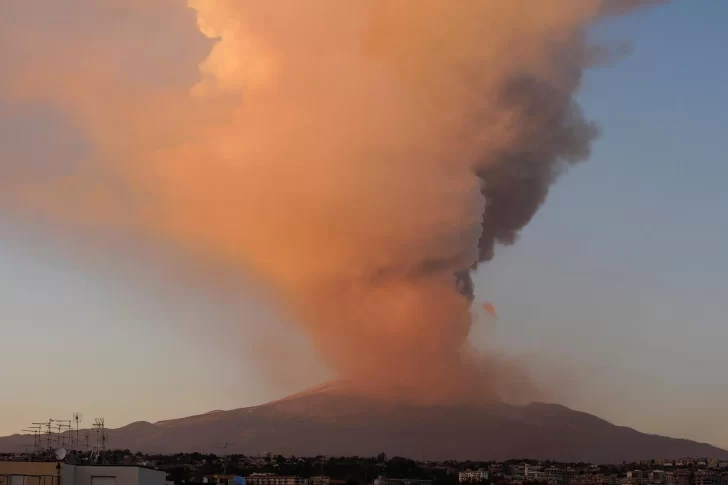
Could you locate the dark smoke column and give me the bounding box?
[455,69,600,300]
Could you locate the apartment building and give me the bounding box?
[246,475,310,485]
[459,470,488,483]
[694,471,721,485]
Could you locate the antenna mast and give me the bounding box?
[23,412,91,463]
[93,418,107,464]
[51,419,71,450]
[32,421,54,457]
[22,426,42,456]
[73,413,83,453]
[214,442,236,480]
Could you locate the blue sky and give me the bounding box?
[2,2,728,448]
[476,1,728,445]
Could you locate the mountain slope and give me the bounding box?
[2,382,725,463]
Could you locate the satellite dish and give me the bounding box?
[56,448,67,461]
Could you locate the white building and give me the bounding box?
[650,470,667,483]
[246,475,310,485]
[525,465,543,480]
[0,462,166,485]
[459,471,488,483]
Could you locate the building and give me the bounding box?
[202,476,236,484]
[570,474,607,485]
[620,478,648,485]
[459,470,488,483]
[525,465,543,480]
[672,470,691,485]
[246,475,310,485]
[545,467,579,485]
[0,462,166,485]
[694,472,720,485]
[373,477,432,485]
[602,475,619,485]
[511,466,526,479]
[649,470,667,484]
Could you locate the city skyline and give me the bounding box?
[1,0,727,453]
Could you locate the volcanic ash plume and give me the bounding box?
[0,0,660,402]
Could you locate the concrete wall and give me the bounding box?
[74,466,137,485]
[75,467,165,485]
[62,464,75,485]
[137,468,166,485]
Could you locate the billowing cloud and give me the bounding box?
[0,0,661,402]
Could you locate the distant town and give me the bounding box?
[3,452,728,485]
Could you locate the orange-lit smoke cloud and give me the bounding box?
[0,0,660,402]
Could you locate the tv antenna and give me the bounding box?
[33,421,53,456]
[24,413,92,462]
[24,445,36,461]
[93,418,107,464]
[22,426,42,454]
[214,442,236,478]
[51,419,71,449]
[73,413,83,451]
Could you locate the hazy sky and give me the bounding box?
[2,1,728,449]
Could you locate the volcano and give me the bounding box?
[1,382,725,463]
